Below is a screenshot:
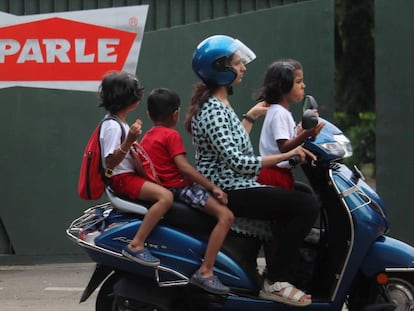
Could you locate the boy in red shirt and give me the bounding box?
[140,88,234,295]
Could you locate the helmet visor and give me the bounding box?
[232,39,256,65]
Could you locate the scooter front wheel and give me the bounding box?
[348,273,414,311]
[378,277,414,311]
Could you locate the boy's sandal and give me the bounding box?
[259,281,311,307]
[190,270,230,295]
[122,246,160,267]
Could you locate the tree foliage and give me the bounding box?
[335,0,375,166]
[335,0,375,119]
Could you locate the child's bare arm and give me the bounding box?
[279,121,325,152]
[106,119,143,169]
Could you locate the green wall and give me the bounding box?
[136,0,335,153]
[0,0,334,262]
[376,0,414,245]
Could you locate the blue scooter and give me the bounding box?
[66,96,414,310]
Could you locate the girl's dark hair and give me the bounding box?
[255,59,302,104]
[184,82,218,133]
[98,71,144,114]
[147,88,180,122]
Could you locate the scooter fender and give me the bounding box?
[361,235,414,276]
[80,264,113,303]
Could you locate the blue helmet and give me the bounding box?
[192,35,256,86]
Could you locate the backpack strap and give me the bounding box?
[101,115,126,141]
[98,115,126,184]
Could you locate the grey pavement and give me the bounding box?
[0,262,98,311]
[0,259,267,310]
[0,260,351,311]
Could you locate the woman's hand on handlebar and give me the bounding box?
[287,146,316,164]
[262,146,316,168]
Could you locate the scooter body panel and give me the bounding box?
[361,236,414,276]
[94,219,259,290]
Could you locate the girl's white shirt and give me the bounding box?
[259,104,296,168]
[100,118,135,175]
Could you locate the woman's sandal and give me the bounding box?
[259,280,311,307]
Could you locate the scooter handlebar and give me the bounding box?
[289,155,301,167]
[289,154,318,167]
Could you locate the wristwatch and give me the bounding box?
[242,113,255,123]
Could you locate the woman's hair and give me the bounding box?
[98,71,144,114]
[184,82,219,133]
[255,59,302,104]
[147,88,180,122]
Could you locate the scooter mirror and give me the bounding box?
[303,94,319,111]
[302,109,319,130]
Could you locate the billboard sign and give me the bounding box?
[0,5,148,91]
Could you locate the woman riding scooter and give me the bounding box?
[185,34,320,307]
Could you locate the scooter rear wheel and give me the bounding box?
[96,273,119,311]
[95,273,171,311]
[111,296,169,311]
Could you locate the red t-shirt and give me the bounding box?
[140,126,192,188]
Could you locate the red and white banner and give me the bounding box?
[0,5,148,91]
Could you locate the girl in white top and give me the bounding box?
[258,59,324,189]
[98,71,173,267]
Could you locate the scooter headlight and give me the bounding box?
[319,134,353,159]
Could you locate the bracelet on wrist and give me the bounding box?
[242,113,255,123]
[119,145,129,154]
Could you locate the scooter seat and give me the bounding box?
[105,187,216,236]
[105,188,148,215]
[163,200,216,235]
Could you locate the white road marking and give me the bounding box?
[44,287,85,291]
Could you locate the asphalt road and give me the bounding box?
[0,262,98,311]
[0,259,266,311]
[0,260,351,311]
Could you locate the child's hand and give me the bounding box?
[305,121,325,139]
[297,121,325,139]
[312,121,325,136]
[127,119,143,142]
[211,187,228,205]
